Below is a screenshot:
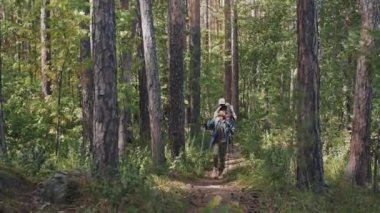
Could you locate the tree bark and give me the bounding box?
[120,0,129,9]
[139,0,165,165]
[136,0,150,143]
[189,0,201,135]
[80,0,94,158]
[92,0,119,177]
[40,0,52,98]
[231,0,239,115]
[169,0,185,158]
[224,0,232,103]
[205,0,209,57]
[295,0,325,192]
[377,1,380,43]
[0,10,6,160]
[346,0,376,186]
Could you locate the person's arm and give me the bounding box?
[206,119,216,130]
[213,106,221,118]
[229,105,237,120]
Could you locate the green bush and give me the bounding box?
[168,133,212,179]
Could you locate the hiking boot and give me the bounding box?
[218,171,224,179]
[212,167,218,179]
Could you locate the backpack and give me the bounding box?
[214,120,228,143]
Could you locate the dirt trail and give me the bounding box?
[184,144,262,213]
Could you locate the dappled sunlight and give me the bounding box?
[0,0,379,211]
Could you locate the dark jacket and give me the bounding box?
[206,117,234,147]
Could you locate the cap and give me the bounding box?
[218,98,226,105]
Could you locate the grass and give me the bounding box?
[4,117,380,212]
[237,120,380,213]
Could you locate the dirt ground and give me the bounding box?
[184,144,265,213]
[1,144,268,212]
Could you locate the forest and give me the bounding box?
[0,0,379,212]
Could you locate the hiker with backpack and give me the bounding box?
[213,98,237,150]
[206,110,235,179]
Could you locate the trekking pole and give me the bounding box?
[200,126,206,155]
[225,138,229,175]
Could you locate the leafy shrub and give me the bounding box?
[168,133,212,179]
[91,146,186,212]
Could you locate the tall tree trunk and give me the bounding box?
[346,0,377,186]
[120,0,129,9]
[189,0,201,135]
[295,0,325,192]
[0,10,6,160]
[377,1,380,38]
[40,0,52,98]
[92,0,119,177]
[80,0,94,158]
[136,0,150,143]
[169,0,185,158]
[205,0,209,57]
[118,0,134,156]
[231,0,239,115]
[372,0,379,193]
[224,0,231,103]
[210,0,215,33]
[139,0,165,164]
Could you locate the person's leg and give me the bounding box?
[212,143,219,178]
[218,142,227,176]
[229,119,235,151]
[228,135,233,153]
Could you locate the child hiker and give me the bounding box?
[206,110,234,179]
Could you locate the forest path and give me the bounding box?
[183,144,263,213]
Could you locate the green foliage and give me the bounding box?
[1,0,84,175]
[239,117,295,191]
[1,0,379,211]
[323,129,350,181]
[202,195,245,213]
[95,147,151,208]
[238,116,380,212]
[239,0,296,129]
[320,0,360,130]
[266,182,380,213]
[90,146,186,212]
[167,132,212,179]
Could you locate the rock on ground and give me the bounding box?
[37,172,82,205]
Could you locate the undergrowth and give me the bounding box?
[238,119,380,212]
[167,130,213,180]
[1,128,213,212]
[85,146,187,212]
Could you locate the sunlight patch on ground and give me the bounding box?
[186,184,228,189]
